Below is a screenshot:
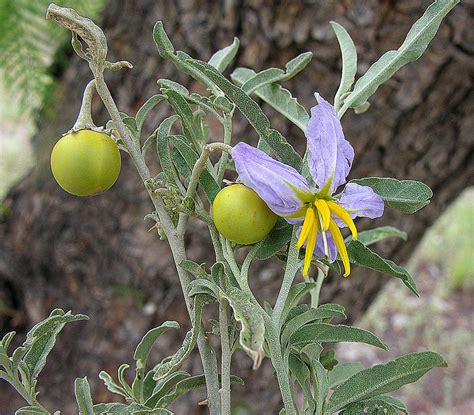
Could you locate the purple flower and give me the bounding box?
[232,94,384,277]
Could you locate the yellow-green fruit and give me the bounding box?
[50,130,121,197]
[212,184,278,245]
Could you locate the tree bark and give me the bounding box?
[1,1,473,413]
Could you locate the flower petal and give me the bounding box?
[336,183,385,224]
[306,94,354,194]
[233,142,312,218]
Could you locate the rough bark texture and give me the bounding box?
[1,1,473,413]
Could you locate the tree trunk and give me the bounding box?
[1,1,472,413]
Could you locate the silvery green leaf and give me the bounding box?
[347,240,418,296]
[288,354,315,411]
[165,90,202,148]
[23,310,88,390]
[231,67,309,132]
[241,68,285,94]
[289,323,388,351]
[255,218,292,260]
[375,396,409,414]
[320,349,339,371]
[281,305,347,347]
[184,58,303,170]
[348,226,407,246]
[158,79,190,96]
[241,52,312,94]
[341,400,398,415]
[144,371,190,408]
[351,177,432,214]
[15,407,49,415]
[179,260,209,280]
[99,370,129,398]
[313,360,329,415]
[325,351,446,414]
[132,321,180,402]
[208,37,240,73]
[93,403,172,414]
[170,136,220,202]
[136,94,166,133]
[1,331,16,354]
[156,136,182,191]
[328,362,365,389]
[330,21,357,112]
[353,101,370,114]
[339,0,459,116]
[156,375,243,408]
[75,377,94,415]
[280,281,318,324]
[221,287,265,369]
[187,279,219,299]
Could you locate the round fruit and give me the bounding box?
[50,130,121,197]
[212,184,278,245]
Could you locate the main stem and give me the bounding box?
[219,299,232,415]
[94,74,221,415]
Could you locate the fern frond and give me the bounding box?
[0,0,107,114]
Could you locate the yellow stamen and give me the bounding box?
[327,201,358,240]
[303,217,318,277]
[328,219,351,277]
[296,207,315,249]
[314,199,330,231]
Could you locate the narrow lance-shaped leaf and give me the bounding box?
[289,323,388,351]
[208,37,240,73]
[135,94,166,133]
[330,21,357,112]
[325,352,447,414]
[347,240,418,296]
[351,177,432,214]
[339,0,459,116]
[347,226,407,246]
[131,321,180,401]
[75,377,95,415]
[231,67,309,132]
[221,287,265,369]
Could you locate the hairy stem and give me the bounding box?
[93,73,221,415]
[219,299,232,415]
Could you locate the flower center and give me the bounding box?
[296,198,358,277]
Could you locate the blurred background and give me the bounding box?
[0,1,472,414]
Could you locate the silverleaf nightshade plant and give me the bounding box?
[0,1,458,414]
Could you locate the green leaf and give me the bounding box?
[347,240,418,296]
[231,67,309,132]
[184,58,302,170]
[99,370,129,399]
[256,219,293,260]
[241,52,312,94]
[288,354,314,411]
[136,94,166,133]
[132,321,180,401]
[339,0,459,116]
[93,403,172,414]
[152,296,208,381]
[144,371,190,408]
[350,226,407,246]
[325,351,447,414]
[179,260,209,279]
[341,400,398,415]
[158,79,190,97]
[1,331,16,354]
[187,278,220,299]
[281,305,346,347]
[375,395,409,414]
[221,287,265,369]
[156,136,181,190]
[156,374,244,407]
[330,22,357,112]
[320,349,339,371]
[165,90,202,148]
[351,177,432,214]
[289,323,388,351]
[328,362,365,389]
[15,407,49,415]
[313,360,329,415]
[280,281,318,323]
[23,310,88,389]
[171,136,220,202]
[208,37,240,73]
[75,377,95,415]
